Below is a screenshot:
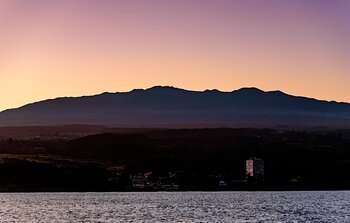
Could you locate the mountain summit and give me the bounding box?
[1,86,350,127]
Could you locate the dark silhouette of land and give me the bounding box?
[1,87,349,191]
[0,127,349,192]
[1,86,350,127]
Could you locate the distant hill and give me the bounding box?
[1,86,350,127]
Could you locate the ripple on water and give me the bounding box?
[0,191,349,222]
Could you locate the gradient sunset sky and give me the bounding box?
[1,0,349,111]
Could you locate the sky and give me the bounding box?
[0,0,349,111]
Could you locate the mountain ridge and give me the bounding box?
[3,86,349,112]
[1,86,350,127]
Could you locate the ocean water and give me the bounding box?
[0,191,349,222]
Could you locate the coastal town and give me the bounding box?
[124,157,265,191]
[0,128,349,192]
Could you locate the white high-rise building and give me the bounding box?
[246,157,264,182]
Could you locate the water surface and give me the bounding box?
[0,191,349,222]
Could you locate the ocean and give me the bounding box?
[0,191,349,222]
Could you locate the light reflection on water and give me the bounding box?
[0,191,349,222]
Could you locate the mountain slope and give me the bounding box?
[1,86,350,127]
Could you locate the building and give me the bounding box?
[246,157,264,182]
[130,174,145,189]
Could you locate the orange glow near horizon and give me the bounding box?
[1,0,350,111]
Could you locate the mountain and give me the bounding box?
[1,86,350,127]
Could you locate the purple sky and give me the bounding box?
[0,0,349,110]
